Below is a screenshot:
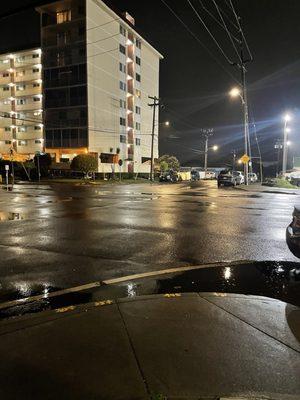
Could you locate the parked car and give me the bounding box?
[248,173,258,183]
[286,206,300,258]
[204,171,216,180]
[233,171,244,185]
[191,170,201,181]
[159,169,179,183]
[217,169,238,187]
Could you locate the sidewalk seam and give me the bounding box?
[116,300,151,398]
[198,293,300,354]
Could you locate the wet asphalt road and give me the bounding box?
[0,180,299,302]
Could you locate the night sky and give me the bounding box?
[1,0,300,167]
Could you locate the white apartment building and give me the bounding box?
[37,0,163,173]
[0,48,43,160]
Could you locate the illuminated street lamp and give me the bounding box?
[282,113,292,175]
[212,145,218,151]
[229,85,251,185]
[164,121,170,127]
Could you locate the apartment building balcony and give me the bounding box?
[0,76,11,85]
[0,142,12,153]
[15,86,42,97]
[15,71,42,83]
[16,129,43,140]
[0,103,12,113]
[15,103,42,113]
[0,90,12,100]
[14,56,41,69]
[0,128,13,140]
[17,139,43,154]
[0,117,13,128]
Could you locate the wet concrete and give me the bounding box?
[0,180,299,310]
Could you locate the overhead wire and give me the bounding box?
[186,0,234,65]
[211,0,242,64]
[160,0,239,83]
[228,0,253,61]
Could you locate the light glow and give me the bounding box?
[212,145,218,151]
[284,113,292,122]
[229,87,241,98]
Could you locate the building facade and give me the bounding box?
[36,0,163,173]
[0,48,43,160]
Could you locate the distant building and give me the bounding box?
[36,0,163,173]
[0,48,43,160]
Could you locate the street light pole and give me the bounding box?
[148,96,160,182]
[282,115,291,175]
[241,65,250,185]
[204,136,208,175]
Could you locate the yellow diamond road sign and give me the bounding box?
[240,154,250,164]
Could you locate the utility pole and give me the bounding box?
[240,63,250,185]
[232,149,236,172]
[282,115,291,175]
[201,128,213,176]
[148,96,160,181]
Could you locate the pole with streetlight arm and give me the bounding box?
[282,114,291,176]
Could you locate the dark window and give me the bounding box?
[136,73,141,82]
[136,39,141,49]
[119,44,126,55]
[3,87,9,91]
[34,97,41,102]
[120,25,126,36]
[78,26,85,36]
[32,54,39,58]
[33,83,40,87]
[33,68,40,73]
[135,56,141,65]
[5,140,11,144]
[135,106,141,115]
[78,5,85,15]
[120,135,126,143]
[136,138,141,145]
[2,73,9,77]
[120,117,126,126]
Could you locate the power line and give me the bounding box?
[198,0,239,41]
[228,0,253,61]
[187,0,234,65]
[211,0,242,64]
[160,0,239,83]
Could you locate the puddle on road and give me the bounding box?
[0,261,299,320]
[0,212,26,221]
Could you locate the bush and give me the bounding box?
[71,154,98,178]
[34,153,52,177]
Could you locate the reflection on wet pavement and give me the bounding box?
[0,261,299,320]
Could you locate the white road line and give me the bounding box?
[0,260,252,311]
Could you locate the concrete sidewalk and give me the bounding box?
[0,293,299,399]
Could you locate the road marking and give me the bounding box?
[56,305,76,313]
[0,260,252,311]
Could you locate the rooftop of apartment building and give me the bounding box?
[0,0,162,57]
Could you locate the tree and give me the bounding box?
[158,154,180,171]
[71,154,98,178]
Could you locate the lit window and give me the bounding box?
[18,140,28,146]
[16,71,25,77]
[16,85,26,91]
[18,126,27,132]
[136,89,141,98]
[57,10,71,24]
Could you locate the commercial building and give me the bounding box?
[0,48,43,160]
[36,0,163,173]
